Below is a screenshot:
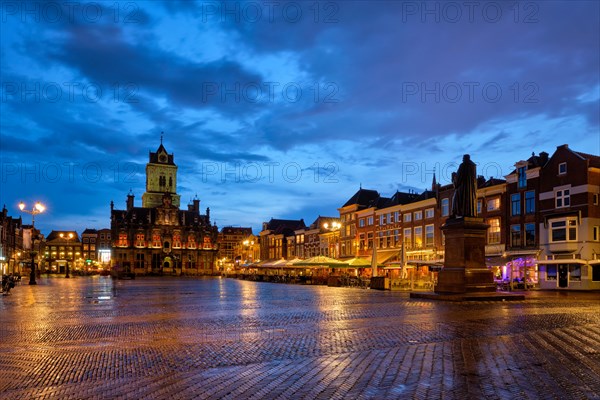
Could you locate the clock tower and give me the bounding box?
[142,137,181,208]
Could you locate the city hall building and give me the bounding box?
[110,140,219,276]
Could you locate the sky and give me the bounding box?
[1,0,599,235]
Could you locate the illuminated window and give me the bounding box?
[403,228,412,248]
[487,218,500,244]
[414,227,422,247]
[414,211,422,221]
[487,198,500,211]
[404,213,411,223]
[425,208,434,219]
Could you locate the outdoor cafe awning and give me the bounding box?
[537,259,588,265]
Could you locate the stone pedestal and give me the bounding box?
[435,217,495,294]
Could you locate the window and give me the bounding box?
[556,189,570,208]
[594,194,598,205]
[394,211,399,223]
[510,225,521,247]
[487,198,500,211]
[441,198,449,217]
[378,232,384,248]
[488,218,500,244]
[425,225,434,246]
[594,226,599,242]
[359,219,365,228]
[359,234,365,250]
[403,228,412,247]
[414,211,422,221]
[525,223,535,247]
[546,265,557,280]
[558,162,567,175]
[425,208,434,219]
[118,233,128,247]
[518,166,527,188]
[477,200,482,215]
[380,214,386,226]
[550,218,577,242]
[593,265,600,282]
[389,213,394,223]
[394,229,400,246]
[367,232,373,249]
[525,191,535,214]
[385,231,392,248]
[135,253,144,269]
[511,194,521,216]
[367,216,374,226]
[404,213,412,223]
[414,226,423,247]
[569,265,581,281]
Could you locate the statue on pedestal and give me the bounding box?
[451,154,477,218]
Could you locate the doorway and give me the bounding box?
[558,264,568,288]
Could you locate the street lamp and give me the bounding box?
[18,201,46,285]
[60,232,74,278]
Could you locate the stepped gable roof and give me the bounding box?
[46,230,80,242]
[265,218,306,235]
[221,227,253,235]
[342,188,380,207]
[414,190,436,201]
[308,216,338,230]
[479,177,506,188]
[574,150,600,168]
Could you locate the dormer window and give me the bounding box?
[517,166,527,188]
[558,162,567,175]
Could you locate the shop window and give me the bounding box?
[546,265,557,280]
[569,265,581,281]
[592,265,600,282]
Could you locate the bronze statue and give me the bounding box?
[451,154,477,218]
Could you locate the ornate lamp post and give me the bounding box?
[18,201,46,285]
[60,232,74,278]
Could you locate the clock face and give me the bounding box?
[159,153,167,163]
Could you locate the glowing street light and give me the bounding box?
[18,201,46,285]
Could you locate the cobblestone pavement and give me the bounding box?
[1,277,599,400]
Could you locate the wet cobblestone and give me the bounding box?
[1,277,599,399]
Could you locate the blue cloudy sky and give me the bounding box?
[1,0,599,235]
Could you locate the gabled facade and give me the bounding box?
[537,144,600,289]
[259,218,306,260]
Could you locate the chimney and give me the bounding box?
[539,151,549,166]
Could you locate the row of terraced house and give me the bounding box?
[249,145,600,290]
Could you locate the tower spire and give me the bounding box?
[160,131,164,145]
